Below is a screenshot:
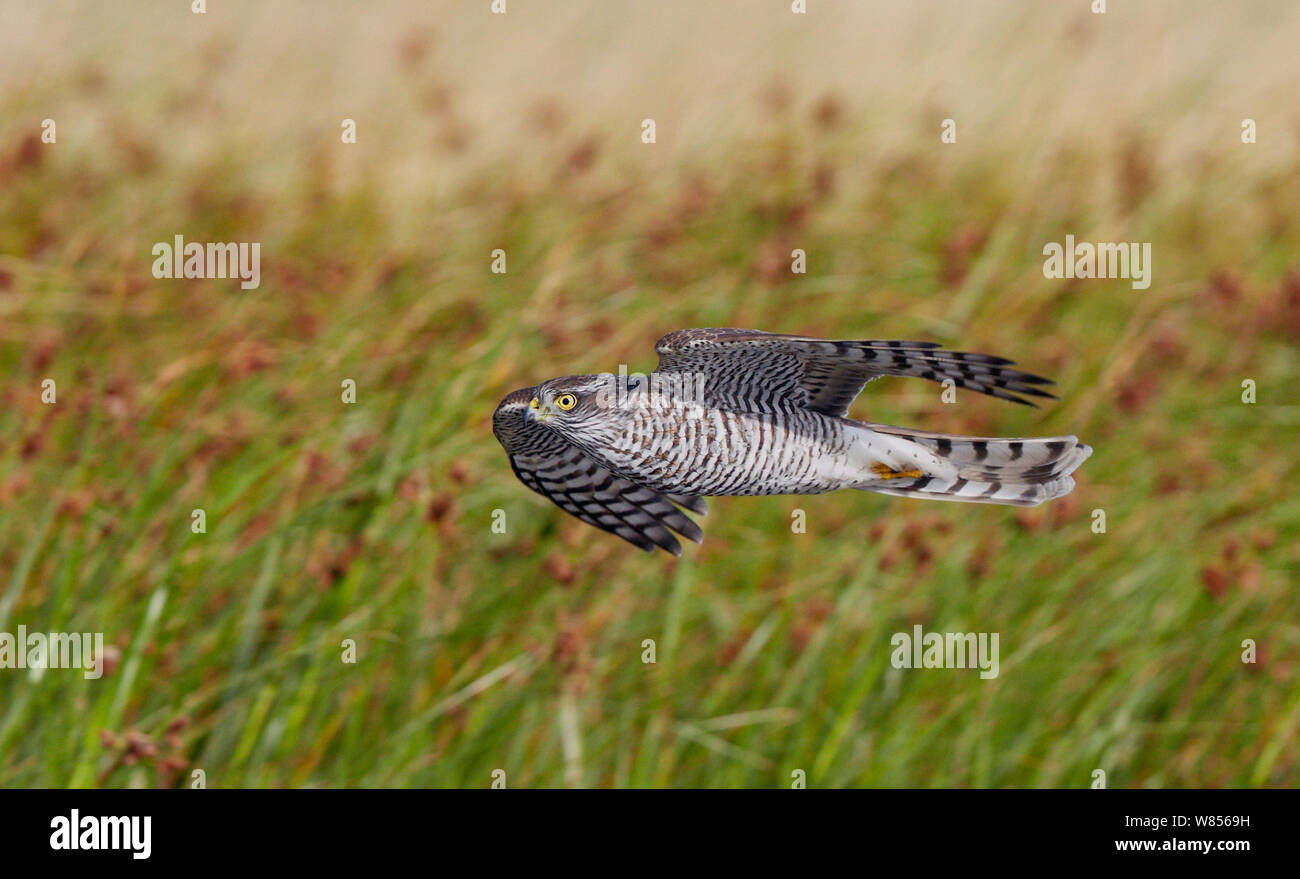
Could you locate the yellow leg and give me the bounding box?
[871,462,924,480]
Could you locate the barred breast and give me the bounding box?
[603,402,857,496]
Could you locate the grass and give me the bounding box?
[0,0,1298,788]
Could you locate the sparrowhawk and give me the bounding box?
[492,328,1091,555]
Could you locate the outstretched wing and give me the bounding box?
[654,328,1056,415]
[493,390,705,556]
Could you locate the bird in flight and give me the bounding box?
[492,328,1091,556]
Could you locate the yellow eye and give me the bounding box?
[529,397,539,409]
[554,393,577,411]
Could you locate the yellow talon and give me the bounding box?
[871,462,924,480]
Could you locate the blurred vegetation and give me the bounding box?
[0,1,1298,787]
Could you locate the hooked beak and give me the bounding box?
[527,397,553,423]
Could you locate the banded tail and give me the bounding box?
[853,422,1092,507]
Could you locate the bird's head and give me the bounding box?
[527,374,613,426]
[493,374,629,456]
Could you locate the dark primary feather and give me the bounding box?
[655,327,1057,413]
[492,387,704,555]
